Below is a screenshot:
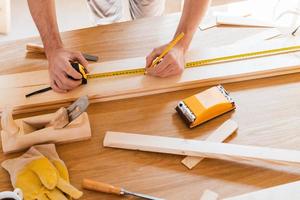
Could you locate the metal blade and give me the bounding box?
[66,96,89,122]
[124,190,165,200]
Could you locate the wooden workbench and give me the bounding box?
[1,13,300,200]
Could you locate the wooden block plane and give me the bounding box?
[104,131,300,168]
[1,98,92,153]
[0,0,10,34]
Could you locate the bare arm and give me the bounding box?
[27,0,62,53]
[174,0,211,52]
[146,0,211,77]
[27,0,88,92]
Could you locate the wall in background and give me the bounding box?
[0,0,93,43]
[0,0,233,43]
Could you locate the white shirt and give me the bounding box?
[87,0,165,24]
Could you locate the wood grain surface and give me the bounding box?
[1,13,300,200]
[2,37,300,114]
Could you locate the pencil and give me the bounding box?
[149,32,185,68]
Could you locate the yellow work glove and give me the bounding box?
[33,144,70,183]
[1,144,83,200]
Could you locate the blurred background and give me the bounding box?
[0,0,300,43]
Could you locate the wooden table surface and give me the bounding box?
[1,13,300,200]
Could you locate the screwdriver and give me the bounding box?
[82,179,165,200]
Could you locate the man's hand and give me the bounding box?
[145,44,185,78]
[46,48,89,93]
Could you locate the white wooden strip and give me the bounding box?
[224,181,300,200]
[104,132,300,167]
[200,190,219,200]
[216,16,276,28]
[181,120,238,169]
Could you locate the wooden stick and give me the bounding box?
[104,132,300,167]
[181,120,238,169]
[26,43,45,53]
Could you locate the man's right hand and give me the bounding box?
[46,48,89,93]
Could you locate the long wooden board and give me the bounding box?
[2,38,300,114]
[103,131,300,168]
[224,181,300,200]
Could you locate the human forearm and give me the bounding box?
[27,0,63,55]
[27,0,88,93]
[145,0,211,78]
[175,0,211,52]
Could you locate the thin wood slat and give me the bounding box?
[103,131,300,168]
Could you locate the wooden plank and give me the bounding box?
[2,38,300,114]
[224,181,300,200]
[181,119,238,169]
[103,132,300,167]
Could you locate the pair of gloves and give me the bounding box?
[1,144,83,200]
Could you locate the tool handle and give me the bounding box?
[82,179,122,195]
[26,43,45,53]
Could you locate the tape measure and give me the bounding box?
[25,43,300,98]
[86,68,146,79]
[86,44,300,79]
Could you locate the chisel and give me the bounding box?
[82,179,165,200]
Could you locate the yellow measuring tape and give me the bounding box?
[87,44,300,79]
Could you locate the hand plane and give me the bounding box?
[1,96,91,153]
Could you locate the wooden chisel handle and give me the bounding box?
[26,43,45,53]
[82,179,122,195]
